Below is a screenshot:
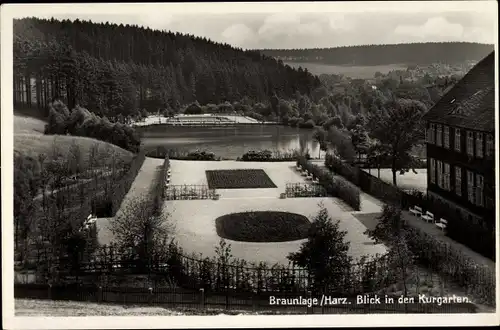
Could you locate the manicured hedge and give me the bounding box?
[297,156,361,211]
[110,150,146,215]
[326,153,403,206]
[240,150,272,161]
[146,146,220,161]
[325,153,359,184]
[153,156,170,216]
[239,149,311,162]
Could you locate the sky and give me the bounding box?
[8,1,498,50]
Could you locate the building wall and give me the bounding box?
[427,190,482,223]
[425,121,495,220]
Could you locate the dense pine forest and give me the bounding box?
[13,17,474,129]
[259,42,494,65]
[13,17,320,118]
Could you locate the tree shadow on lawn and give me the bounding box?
[352,212,382,232]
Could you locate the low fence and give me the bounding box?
[22,243,394,297]
[285,183,327,198]
[14,283,477,314]
[164,185,216,200]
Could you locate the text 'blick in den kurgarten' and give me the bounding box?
[268,294,471,307]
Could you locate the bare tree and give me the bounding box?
[110,195,175,270]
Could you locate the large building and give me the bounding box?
[422,51,495,223]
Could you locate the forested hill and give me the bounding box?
[259,42,494,66]
[13,17,320,117]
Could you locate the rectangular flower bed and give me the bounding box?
[205,169,277,189]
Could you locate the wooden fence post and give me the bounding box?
[47,283,53,300]
[307,290,312,314]
[98,286,102,303]
[148,287,153,304]
[199,288,205,309]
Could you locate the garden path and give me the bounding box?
[96,157,164,245]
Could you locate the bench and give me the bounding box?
[409,206,423,217]
[421,211,434,223]
[435,218,447,231]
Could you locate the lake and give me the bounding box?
[138,124,324,159]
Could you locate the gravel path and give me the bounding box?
[96,157,164,245]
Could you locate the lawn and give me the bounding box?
[14,115,46,135]
[362,168,428,193]
[206,169,277,189]
[14,134,134,170]
[14,114,135,168]
[215,211,310,242]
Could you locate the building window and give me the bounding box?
[436,125,442,147]
[455,128,461,152]
[427,123,436,144]
[476,133,483,158]
[430,158,436,184]
[437,160,443,188]
[443,126,450,149]
[467,170,475,203]
[466,131,474,157]
[444,163,450,191]
[455,166,462,196]
[486,134,494,157]
[476,174,484,206]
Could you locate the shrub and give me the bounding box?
[45,102,141,153]
[241,150,272,161]
[146,147,220,161]
[184,102,203,114]
[298,119,315,129]
[297,156,361,211]
[365,203,495,306]
[404,225,495,306]
[288,205,353,294]
[239,149,305,162]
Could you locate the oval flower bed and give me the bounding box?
[215,211,310,242]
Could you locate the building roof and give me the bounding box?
[422,51,495,132]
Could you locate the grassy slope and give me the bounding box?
[14,114,134,168]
